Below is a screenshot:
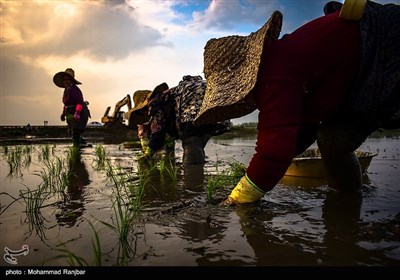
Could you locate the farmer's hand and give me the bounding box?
[60,113,66,122]
[222,175,265,205]
[140,138,149,153]
[74,111,81,121]
[74,104,83,121]
[138,146,153,161]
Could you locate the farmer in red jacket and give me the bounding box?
[194,1,400,204]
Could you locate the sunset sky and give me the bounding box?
[1,0,396,126]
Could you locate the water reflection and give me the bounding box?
[321,190,363,265]
[279,174,371,188]
[55,151,90,227]
[1,134,398,266]
[279,175,327,188]
[234,204,319,265]
[177,209,237,266]
[233,186,385,266]
[183,164,205,192]
[136,154,179,203]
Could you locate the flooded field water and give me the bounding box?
[0,130,399,269]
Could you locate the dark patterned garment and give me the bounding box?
[174,75,206,134]
[139,75,230,153]
[347,1,400,128]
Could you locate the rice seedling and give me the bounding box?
[129,165,149,214]
[3,145,33,176]
[158,157,166,173]
[19,184,58,241]
[38,144,53,162]
[53,244,90,266]
[5,146,24,177]
[89,221,103,266]
[205,158,246,202]
[93,144,108,170]
[205,174,224,203]
[98,160,148,265]
[21,145,35,165]
[49,220,103,266]
[2,193,49,240]
[65,146,80,164]
[168,159,179,181]
[225,158,247,182]
[49,157,149,266]
[1,144,69,241]
[1,145,8,155]
[0,192,21,216]
[156,156,179,184]
[17,152,70,239]
[34,156,69,197]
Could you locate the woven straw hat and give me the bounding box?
[53,68,82,88]
[193,11,283,125]
[125,82,169,127]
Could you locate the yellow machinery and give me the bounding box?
[101,94,132,126]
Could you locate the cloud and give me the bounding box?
[189,0,279,31]
[1,1,183,125]
[0,0,336,126]
[2,1,171,61]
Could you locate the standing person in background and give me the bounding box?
[25,123,32,136]
[53,68,90,148]
[194,1,400,204]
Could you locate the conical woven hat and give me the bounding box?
[132,90,153,112]
[125,90,152,127]
[194,11,282,125]
[125,83,169,127]
[53,68,82,88]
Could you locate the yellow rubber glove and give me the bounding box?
[138,146,154,162]
[140,138,149,153]
[144,146,153,157]
[223,175,265,205]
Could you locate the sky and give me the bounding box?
[1,0,397,126]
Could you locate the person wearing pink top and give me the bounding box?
[53,68,90,148]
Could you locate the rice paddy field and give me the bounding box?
[0,128,399,273]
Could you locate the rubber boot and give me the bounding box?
[182,136,206,165]
[317,121,368,191]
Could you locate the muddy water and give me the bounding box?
[0,132,399,267]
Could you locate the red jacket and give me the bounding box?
[246,11,361,191]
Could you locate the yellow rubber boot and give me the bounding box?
[223,175,265,205]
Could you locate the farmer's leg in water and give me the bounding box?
[182,135,209,165]
[181,123,212,165]
[72,130,81,147]
[73,107,89,148]
[317,112,378,191]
